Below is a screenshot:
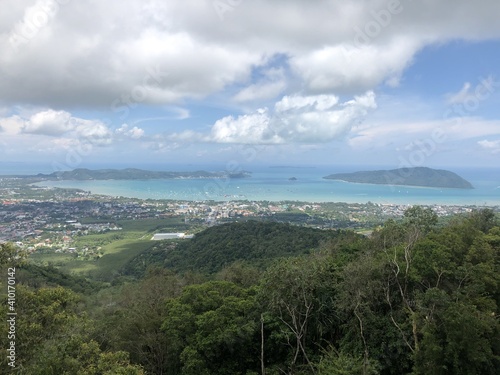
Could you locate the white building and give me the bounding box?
[151,233,194,240]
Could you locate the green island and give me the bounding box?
[324,166,474,189]
[33,167,251,180]
[1,178,499,374]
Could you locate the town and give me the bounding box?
[1,177,495,260]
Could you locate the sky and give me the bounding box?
[0,0,500,173]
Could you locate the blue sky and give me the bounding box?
[0,0,499,173]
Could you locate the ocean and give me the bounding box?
[32,165,500,206]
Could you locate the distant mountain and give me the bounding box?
[36,168,251,180]
[323,167,473,189]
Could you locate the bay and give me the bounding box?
[36,165,500,206]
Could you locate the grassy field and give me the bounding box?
[29,217,195,281]
[30,252,77,267]
[85,239,154,281]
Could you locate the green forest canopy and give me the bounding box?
[0,207,498,374]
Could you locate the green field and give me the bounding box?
[29,217,194,281]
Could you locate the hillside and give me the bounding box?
[324,167,473,189]
[33,168,251,180]
[124,221,362,275]
[2,209,499,374]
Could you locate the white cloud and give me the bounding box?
[167,130,207,143]
[115,124,145,139]
[0,115,24,135]
[233,80,286,103]
[445,77,499,107]
[73,120,112,146]
[349,117,500,150]
[1,5,262,107]
[275,94,340,112]
[0,109,115,150]
[478,139,500,153]
[234,67,286,102]
[2,1,500,108]
[13,109,114,146]
[290,37,420,93]
[23,109,72,135]
[210,91,376,144]
[211,110,278,144]
[2,1,500,165]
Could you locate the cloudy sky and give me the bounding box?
[1,0,499,172]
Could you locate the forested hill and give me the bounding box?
[35,168,250,180]
[1,208,499,374]
[324,166,473,189]
[125,221,361,275]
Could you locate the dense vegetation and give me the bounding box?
[124,221,361,276]
[324,167,474,189]
[1,207,499,374]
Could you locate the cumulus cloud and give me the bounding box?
[290,37,420,93]
[2,0,500,108]
[275,94,340,112]
[14,109,113,146]
[23,109,73,135]
[1,2,261,107]
[0,109,118,150]
[115,124,145,139]
[210,91,376,144]
[73,119,113,146]
[2,0,500,164]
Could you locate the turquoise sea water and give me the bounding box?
[34,165,500,206]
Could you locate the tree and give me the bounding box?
[28,338,145,375]
[402,216,500,374]
[259,255,337,373]
[0,285,144,374]
[216,261,261,288]
[403,206,438,235]
[0,242,26,267]
[467,208,497,233]
[316,347,379,375]
[93,268,183,375]
[162,281,260,374]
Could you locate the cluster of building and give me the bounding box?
[1,189,497,255]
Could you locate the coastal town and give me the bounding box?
[1,176,496,258]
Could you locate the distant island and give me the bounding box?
[323,167,474,189]
[33,168,251,180]
[269,166,315,169]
